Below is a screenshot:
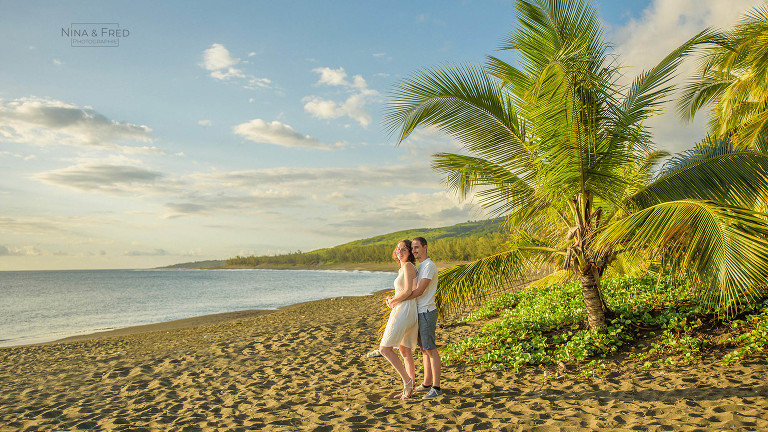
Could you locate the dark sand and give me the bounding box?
[1,289,767,431]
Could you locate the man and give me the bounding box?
[409,237,442,400]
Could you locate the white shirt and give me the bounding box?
[415,258,438,313]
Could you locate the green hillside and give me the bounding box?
[223,218,507,269]
[341,218,504,247]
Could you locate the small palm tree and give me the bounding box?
[386,0,768,329]
[678,5,768,151]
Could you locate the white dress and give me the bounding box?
[379,263,418,349]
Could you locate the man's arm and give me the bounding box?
[386,277,430,307]
[406,277,431,300]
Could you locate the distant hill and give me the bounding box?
[163,260,227,269]
[222,218,507,269]
[339,218,505,247]
[163,218,506,270]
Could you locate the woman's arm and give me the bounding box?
[388,264,416,307]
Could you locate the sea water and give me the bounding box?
[0,269,393,347]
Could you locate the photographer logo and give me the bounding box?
[62,23,130,47]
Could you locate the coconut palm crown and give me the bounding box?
[385,0,768,329]
[678,4,768,151]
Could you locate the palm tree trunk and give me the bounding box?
[581,271,606,329]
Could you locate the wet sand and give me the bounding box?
[1,290,766,431]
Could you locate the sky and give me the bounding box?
[1,0,764,271]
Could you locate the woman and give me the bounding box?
[379,239,419,399]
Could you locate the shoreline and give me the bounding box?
[4,288,394,350]
[1,267,400,349]
[1,287,767,430]
[28,263,467,348]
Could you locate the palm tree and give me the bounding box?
[678,5,768,151]
[386,0,768,329]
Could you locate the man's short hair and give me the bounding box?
[413,236,427,247]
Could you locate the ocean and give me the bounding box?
[0,268,394,347]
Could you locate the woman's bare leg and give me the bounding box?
[379,346,409,383]
[398,345,415,383]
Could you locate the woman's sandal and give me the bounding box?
[400,378,414,400]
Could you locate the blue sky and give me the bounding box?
[1,0,764,270]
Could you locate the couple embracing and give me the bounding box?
[379,237,442,400]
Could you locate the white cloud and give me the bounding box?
[304,67,380,127]
[0,245,43,256]
[201,43,271,89]
[124,248,168,256]
[316,191,481,237]
[232,118,344,150]
[198,119,212,127]
[202,43,239,71]
[610,0,765,153]
[0,150,36,160]
[303,98,340,119]
[313,191,356,210]
[245,77,272,89]
[613,0,763,72]
[384,191,477,219]
[211,67,246,80]
[160,162,446,221]
[397,126,465,161]
[0,216,71,234]
[180,248,203,256]
[0,97,152,151]
[178,164,477,236]
[191,164,440,191]
[33,164,165,194]
[162,189,302,219]
[314,66,349,86]
[53,59,63,66]
[303,92,377,127]
[351,75,367,90]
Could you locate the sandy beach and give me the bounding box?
[1,289,767,432]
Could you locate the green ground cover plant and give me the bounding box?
[444,275,768,374]
[722,299,768,364]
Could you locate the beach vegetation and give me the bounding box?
[722,301,768,364]
[443,275,768,372]
[385,0,768,329]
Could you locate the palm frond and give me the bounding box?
[677,73,732,123]
[604,253,653,278]
[384,63,530,166]
[432,152,535,205]
[626,136,768,210]
[677,7,768,148]
[486,55,531,96]
[621,29,715,129]
[527,269,574,289]
[435,251,525,317]
[637,150,671,182]
[436,237,564,316]
[731,106,768,149]
[595,200,768,315]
